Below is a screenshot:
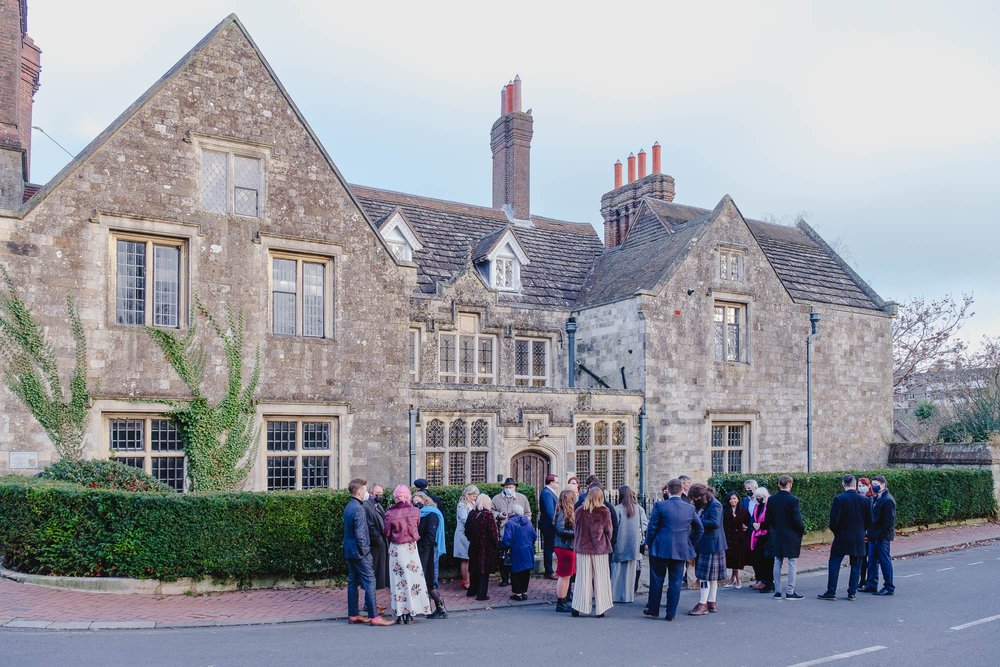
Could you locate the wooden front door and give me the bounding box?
[510,450,550,497]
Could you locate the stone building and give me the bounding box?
[0,7,895,497]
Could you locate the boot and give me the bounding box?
[555,597,572,613]
[707,601,718,613]
[428,600,448,619]
[688,603,709,616]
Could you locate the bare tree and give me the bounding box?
[941,337,1000,442]
[892,293,974,390]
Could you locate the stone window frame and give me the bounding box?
[574,418,630,491]
[260,234,341,341]
[268,251,332,339]
[710,421,750,476]
[438,313,496,385]
[194,135,269,219]
[422,416,491,486]
[513,337,550,387]
[110,232,187,330]
[254,403,348,492]
[717,244,747,283]
[409,327,421,382]
[712,292,753,364]
[101,215,199,332]
[103,412,186,492]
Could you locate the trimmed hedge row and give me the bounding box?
[0,477,536,581]
[39,459,174,493]
[709,469,997,533]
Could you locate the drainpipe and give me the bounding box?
[565,317,577,388]
[638,404,647,503]
[408,406,418,484]
[806,311,821,473]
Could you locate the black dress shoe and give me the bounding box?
[817,592,837,601]
[873,589,894,596]
[847,593,857,601]
[643,608,658,618]
[857,586,876,593]
[665,615,675,621]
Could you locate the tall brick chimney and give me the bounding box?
[0,0,40,209]
[600,141,675,248]
[491,75,532,219]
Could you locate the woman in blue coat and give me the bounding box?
[688,483,728,616]
[501,504,537,601]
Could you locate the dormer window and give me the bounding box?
[494,256,515,290]
[377,209,423,262]
[474,227,529,293]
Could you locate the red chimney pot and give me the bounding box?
[652,142,661,174]
[614,160,622,189]
[505,83,515,116]
[513,75,522,113]
[627,152,636,184]
[637,149,647,179]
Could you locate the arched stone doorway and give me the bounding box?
[510,449,551,498]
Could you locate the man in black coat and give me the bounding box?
[762,475,805,599]
[818,474,872,601]
[861,475,897,595]
[363,483,390,610]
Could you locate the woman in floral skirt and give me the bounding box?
[384,485,432,624]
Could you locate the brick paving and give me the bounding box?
[1,522,996,630]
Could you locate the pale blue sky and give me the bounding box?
[26,1,1000,344]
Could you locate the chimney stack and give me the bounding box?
[0,0,41,208]
[491,75,533,219]
[600,140,675,248]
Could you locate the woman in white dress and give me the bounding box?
[384,485,432,624]
[611,485,647,603]
[453,484,479,590]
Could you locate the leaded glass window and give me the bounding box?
[576,419,629,490]
[438,315,495,384]
[201,148,262,217]
[711,423,747,475]
[494,257,515,290]
[714,303,745,362]
[424,417,489,485]
[514,338,548,387]
[115,237,184,328]
[719,250,743,282]
[270,254,329,338]
[108,416,185,491]
[265,417,338,490]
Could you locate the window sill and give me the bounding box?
[108,322,188,333]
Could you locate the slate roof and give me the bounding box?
[577,197,887,312]
[575,202,712,308]
[350,185,604,308]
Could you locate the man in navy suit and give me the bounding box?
[539,474,560,579]
[818,474,872,601]
[862,475,897,596]
[643,478,704,621]
[343,478,392,626]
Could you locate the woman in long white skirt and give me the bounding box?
[611,485,647,602]
[384,485,432,624]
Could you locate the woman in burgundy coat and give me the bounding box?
[464,494,500,601]
[723,491,751,588]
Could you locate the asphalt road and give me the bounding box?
[2,542,999,667]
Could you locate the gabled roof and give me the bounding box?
[377,207,425,250]
[577,196,888,312]
[472,227,529,265]
[14,15,395,260]
[351,185,603,308]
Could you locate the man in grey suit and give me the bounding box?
[818,474,872,601]
[643,478,704,621]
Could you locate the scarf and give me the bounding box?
[420,504,446,557]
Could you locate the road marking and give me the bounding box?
[950,614,1000,631]
[897,572,923,578]
[787,646,887,666]
[968,561,984,566]
[937,567,955,571]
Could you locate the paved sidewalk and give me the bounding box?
[1,521,996,630]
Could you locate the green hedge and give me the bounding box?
[39,459,173,493]
[709,469,997,533]
[0,477,537,581]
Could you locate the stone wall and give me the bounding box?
[633,199,892,496]
[0,23,414,486]
[889,440,1000,506]
[574,297,645,391]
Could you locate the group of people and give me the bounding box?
[343,470,898,627]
